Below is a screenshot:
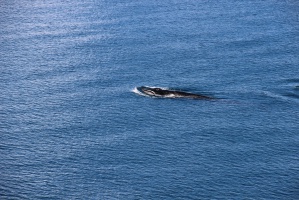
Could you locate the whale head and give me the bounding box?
[139,86,165,96]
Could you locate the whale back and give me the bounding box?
[137,86,214,100]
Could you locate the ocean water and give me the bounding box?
[1,0,299,199]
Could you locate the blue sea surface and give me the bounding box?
[1,0,299,199]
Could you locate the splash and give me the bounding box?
[132,87,148,97]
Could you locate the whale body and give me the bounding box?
[137,86,214,100]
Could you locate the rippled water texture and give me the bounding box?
[1,0,299,199]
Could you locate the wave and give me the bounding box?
[262,91,299,104]
[285,78,299,83]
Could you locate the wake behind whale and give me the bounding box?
[134,86,214,100]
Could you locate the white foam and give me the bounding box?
[165,94,177,98]
[132,87,148,97]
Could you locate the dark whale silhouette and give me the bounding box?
[138,86,214,100]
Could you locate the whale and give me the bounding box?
[137,86,214,100]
